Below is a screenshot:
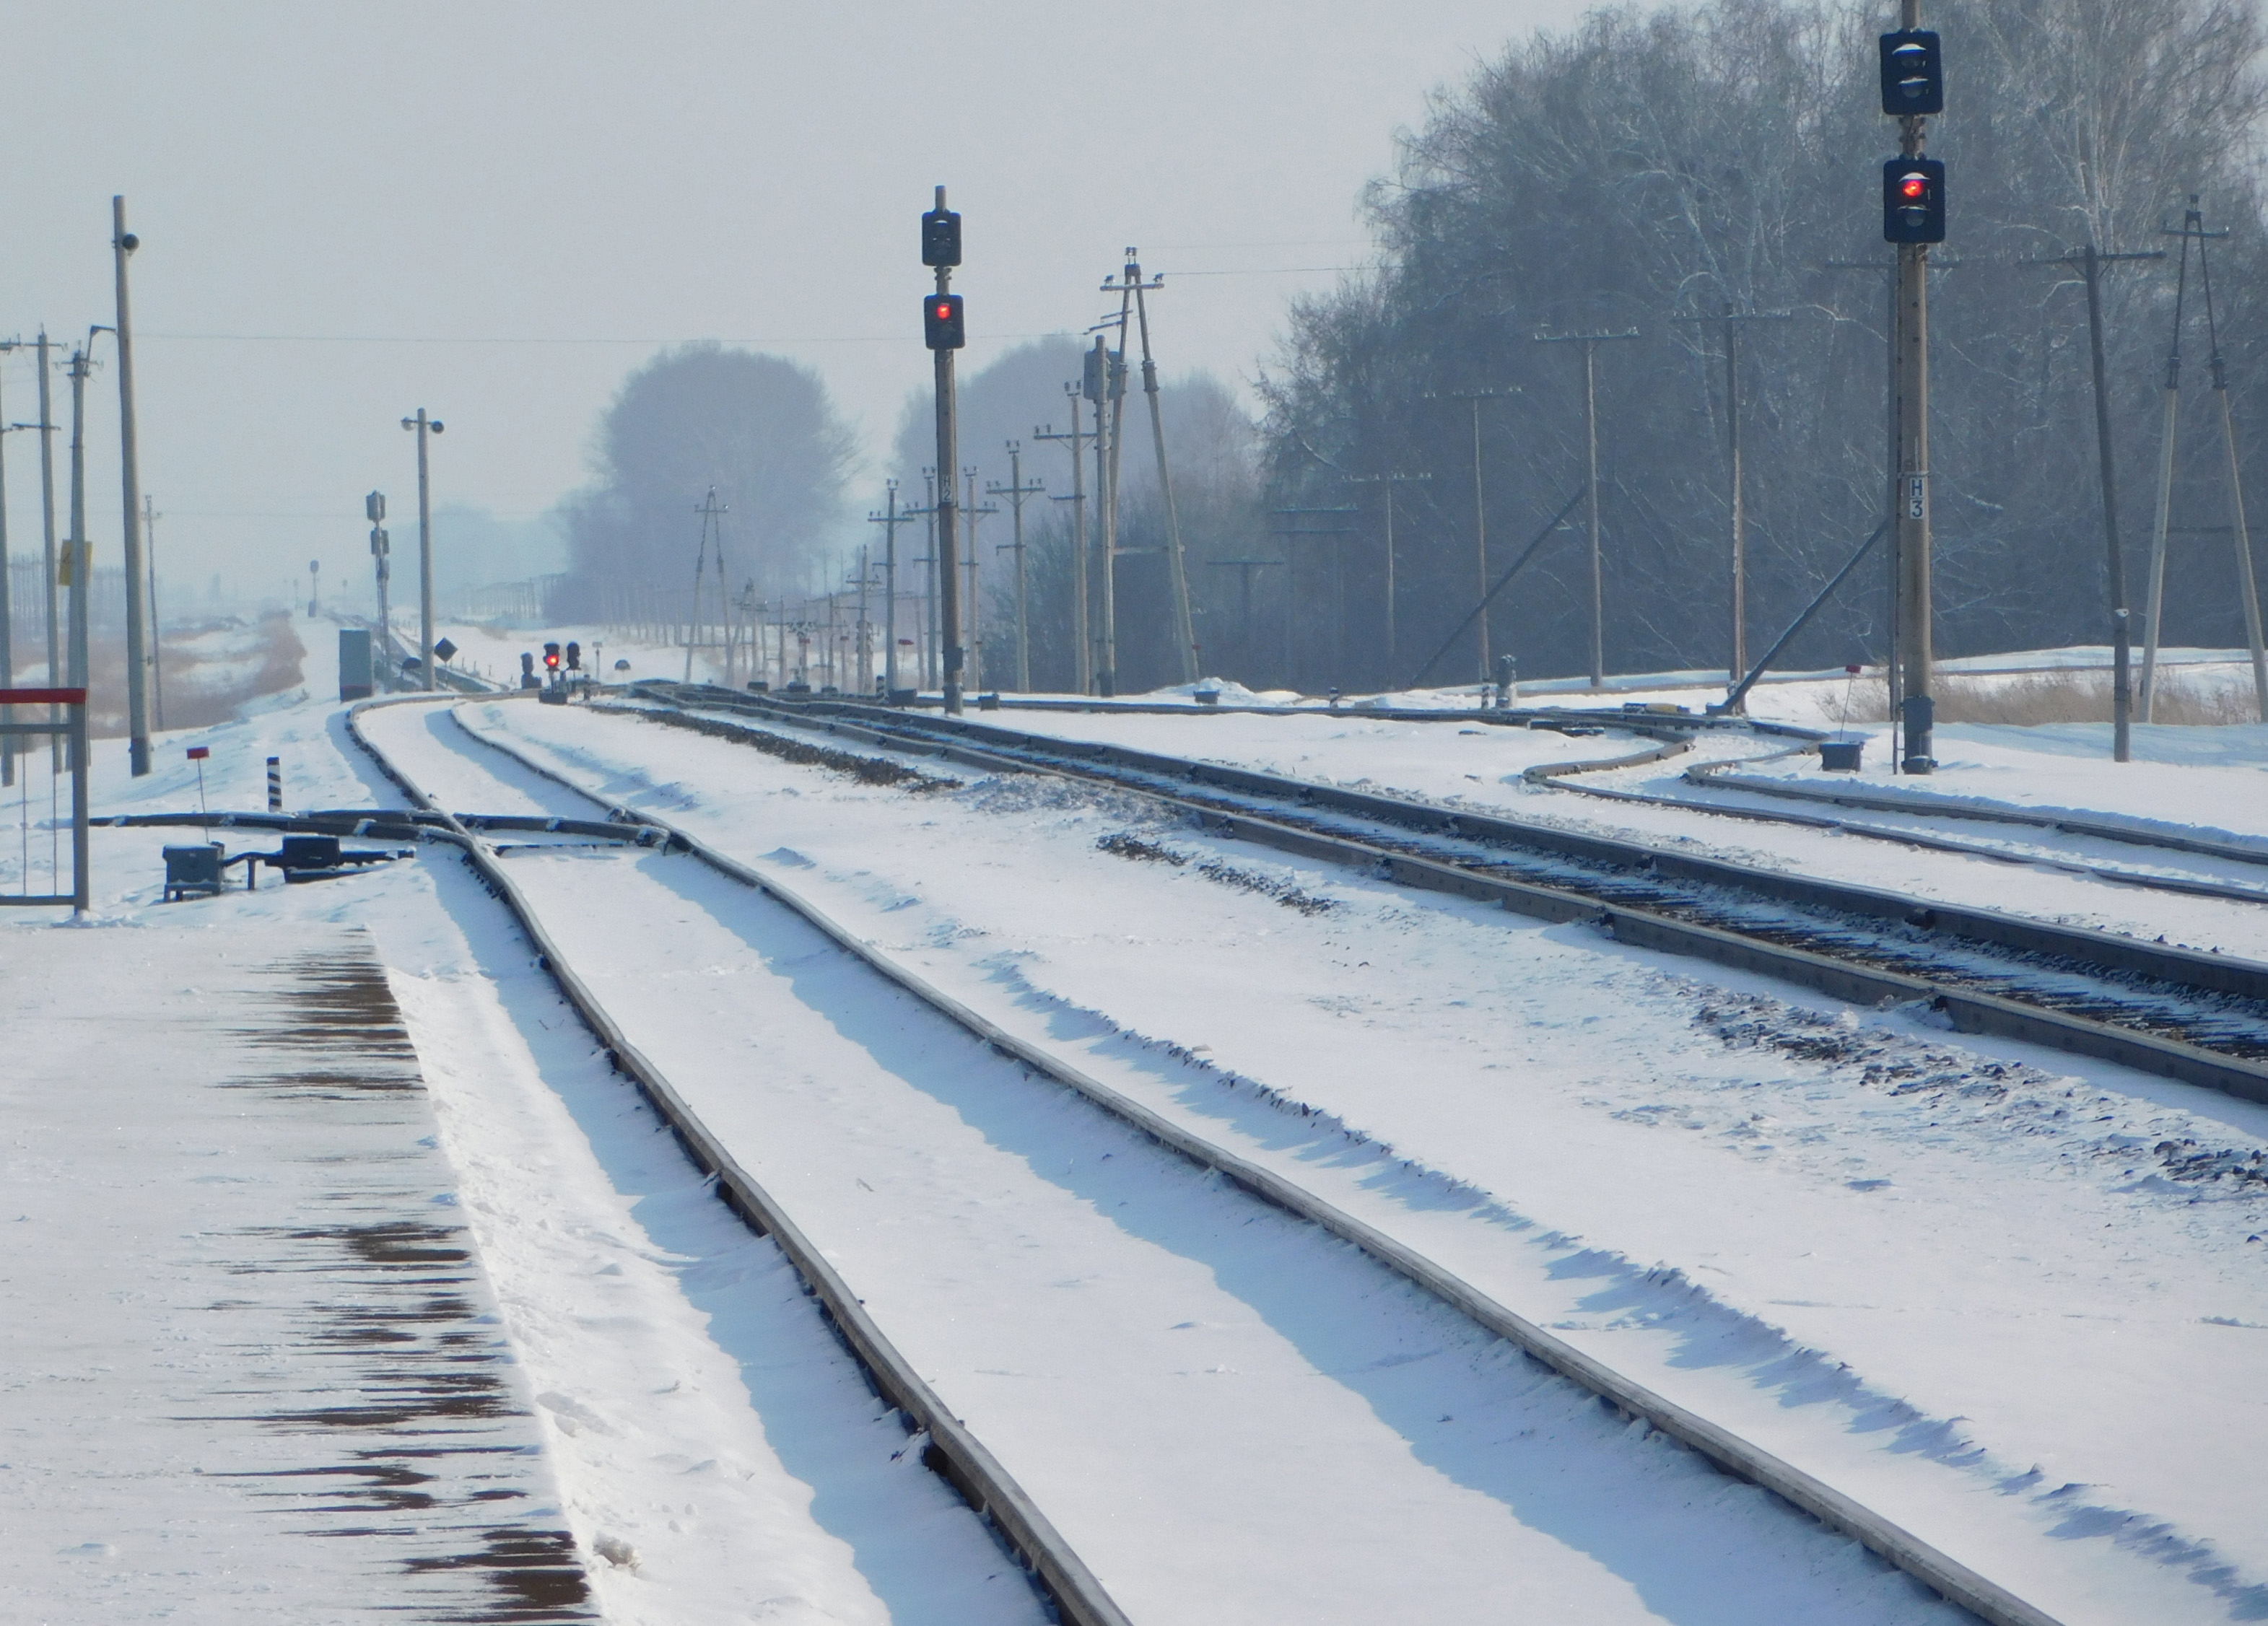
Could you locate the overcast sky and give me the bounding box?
[3,0,1589,608]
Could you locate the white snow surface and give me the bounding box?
[471,691,2268,1625]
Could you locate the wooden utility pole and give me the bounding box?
[1034,387,1092,694]
[987,442,1044,691]
[1345,471,1430,677]
[1424,388,1517,681]
[1533,329,1639,688]
[1671,307,1792,698]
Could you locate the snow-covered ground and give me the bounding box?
[9,650,2267,1622]
[476,693,2268,1624]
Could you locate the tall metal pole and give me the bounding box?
[1893,0,1935,772]
[931,187,963,715]
[113,198,150,774]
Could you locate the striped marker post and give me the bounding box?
[266,756,282,813]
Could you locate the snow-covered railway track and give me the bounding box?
[349,694,2080,1626]
[642,684,2268,1108]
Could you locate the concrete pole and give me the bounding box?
[1471,398,1489,679]
[1584,341,1604,689]
[0,344,13,788]
[404,408,440,690]
[933,190,962,714]
[2082,246,2132,762]
[113,198,150,774]
[961,466,982,694]
[1893,0,1935,771]
[67,347,90,693]
[145,494,163,730]
[1726,318,1745,688]
[1097,333,1123,696]
[1129,261,1199,683]
[873,480,902,694]
[37,331,59,770]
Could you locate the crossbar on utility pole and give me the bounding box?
[1670,306,1792,703]
[987,442,1044,691]
[1423,388,1518,680]
[1533,328,1639,689]
[1345,471,1431,678]
[2019,245,2164,760]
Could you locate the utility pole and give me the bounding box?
[959,467,998,693]
[2020,246,2163,760]
[147,497,165,730]
[113,198,151,774]
[1271,507,1359,687]
[1087,332,1126,695]
[401,408,444,689]
[1103,252,1200,683]
[1034,388,1091,694]
[0,340,14,787]
[868,479,914,696]
[1205,559,1285,676]
[1670,306,1792,698]
[35,331,60,769]
[987,442,1044,691]
[685,487,728,683]
[367,490,391,675]
[923,186,965,714]
[917,468,939,688]
[66,345,91,696]
[2139,200,2267,723]
[1534,329,1639,689]
[1423,388,1517,681]
[1345,471,1430,678]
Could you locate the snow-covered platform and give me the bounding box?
[1,922,591,1624]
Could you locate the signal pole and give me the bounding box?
[1883,4,1942,770]
[923,186,965,714]
[987,442,1044,691]
[1534,329,1639,688]
[1424,387,1517,681]
[1345,471,1431,676]
[113,198,151,774]
[1034,388,1092,694]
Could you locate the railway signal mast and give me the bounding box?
[923,188,967,715]
[1881,11,1945,772]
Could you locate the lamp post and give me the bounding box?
[400,409,443,689]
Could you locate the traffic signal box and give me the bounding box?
[1883,157,1946,244]
[1879,30,1943,115]
[543,642,561,673]
[922,205,961,268]
[925,293,966,351]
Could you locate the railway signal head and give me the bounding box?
[1879,30,1944,116]
[543,642,561,671]
[564,641,582,671]
[1883,157,1946,243]
[921,203,961,267]
[521,652,536,678]
[924,292,966,351]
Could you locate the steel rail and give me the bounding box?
[444,697,2062,1626]
[638,683,2268,1105]
[344,696,1132,1626]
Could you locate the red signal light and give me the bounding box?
[1901,174,1927,198]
